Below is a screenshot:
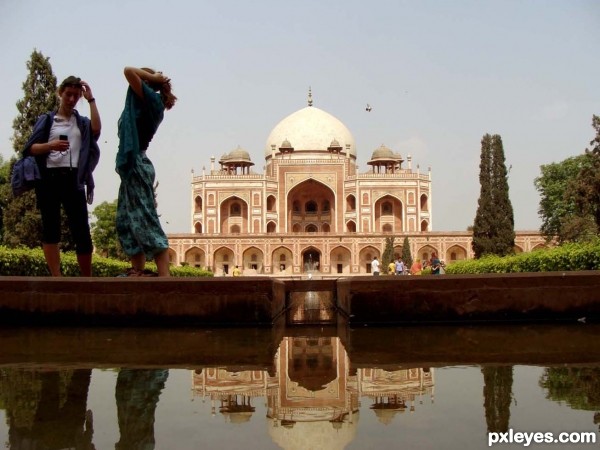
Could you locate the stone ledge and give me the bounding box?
[337,271,600,325]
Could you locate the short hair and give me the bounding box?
[59,76,82,92]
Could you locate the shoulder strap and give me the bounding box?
[43,113,52,139]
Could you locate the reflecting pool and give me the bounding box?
[0,325,599,449]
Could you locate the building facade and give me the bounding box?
[167,93,545,276]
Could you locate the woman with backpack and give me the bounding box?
[23,76,101,276]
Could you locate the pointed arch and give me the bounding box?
[330,245,351,274]
[184,246,206,268]
[374,194,403,233]
[301,246,322,273]
[346,194,356,211]
[287,178,336,233]
[213,246,235,276]
[267,195,277,212]
[446,244,467,262]
[242,246,264,274]
[417,245,439,266]
[220,196,249,234]
[359,246,380,274]
[420,194,429,211]
[272,246,293,275]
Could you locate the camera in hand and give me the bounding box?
[59,135,68,141]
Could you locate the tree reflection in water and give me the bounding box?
[540,367,600,430]
[481,366,513,433]
[0,368,94,449]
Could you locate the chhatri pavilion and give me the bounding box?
[166,90,544,276]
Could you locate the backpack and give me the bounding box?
[10,113,52,197]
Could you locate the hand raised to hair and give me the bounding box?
[80,81,94,101]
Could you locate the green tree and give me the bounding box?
[491,134,515,255]
[381,236,395,274]
[3,49,62,249]
[472,134,495,257]
[567,115,600,235]
[401,236,413,269]
[472,134,515,258]
[91,200,127,260]
[534,154,594,243]
[11,49,58,152]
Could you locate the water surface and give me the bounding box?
[0,325,598,449]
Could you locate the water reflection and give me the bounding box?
[482,366,513,433]
[193,337,433,449]
[0,329,599,449]
[540,368,600,431]
[0,369,94,449]
[115,369,168,450]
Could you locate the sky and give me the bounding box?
[0,0,598,234]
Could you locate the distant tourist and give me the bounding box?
[395,258,405,275]
[232,265,241,277]
[388,260,395,275]
[410,259,422,276]
[115,66,177,277]
[431,252,442,275]
[371,257,380,276]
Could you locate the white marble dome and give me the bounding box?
[265,106,356,158]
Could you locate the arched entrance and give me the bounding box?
[301,247,321,273]
[272,246,293,275]
[330,246,351,274]
[287,179,336,233]
[214,246,235,276]
[242,247,264,275]
[359,246,380,275]
[184,247,206,269]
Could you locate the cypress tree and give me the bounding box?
[2,49,72,249]
[472,134,515,258]
[491,135,515,255]
[11,49,58,152]
[401,236,413,269]
[472,134,495,257]
[382,236,395,274]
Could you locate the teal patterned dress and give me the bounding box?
[116,83,169,259]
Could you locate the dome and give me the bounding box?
[269,418,357,450]
[371,144,395,160]
[228,146,251,161]
[279,139,293,150]
[265,106,356,158]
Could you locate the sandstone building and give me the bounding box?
[167,92,545,276]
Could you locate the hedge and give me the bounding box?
[0,246,213,277]
[445,239,600,274]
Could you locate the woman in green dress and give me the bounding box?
[116,67,177,276]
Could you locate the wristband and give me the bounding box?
[88,98,96,103]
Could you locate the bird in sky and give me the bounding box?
[366,104,372,112]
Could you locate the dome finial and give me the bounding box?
[308,86,313,107]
